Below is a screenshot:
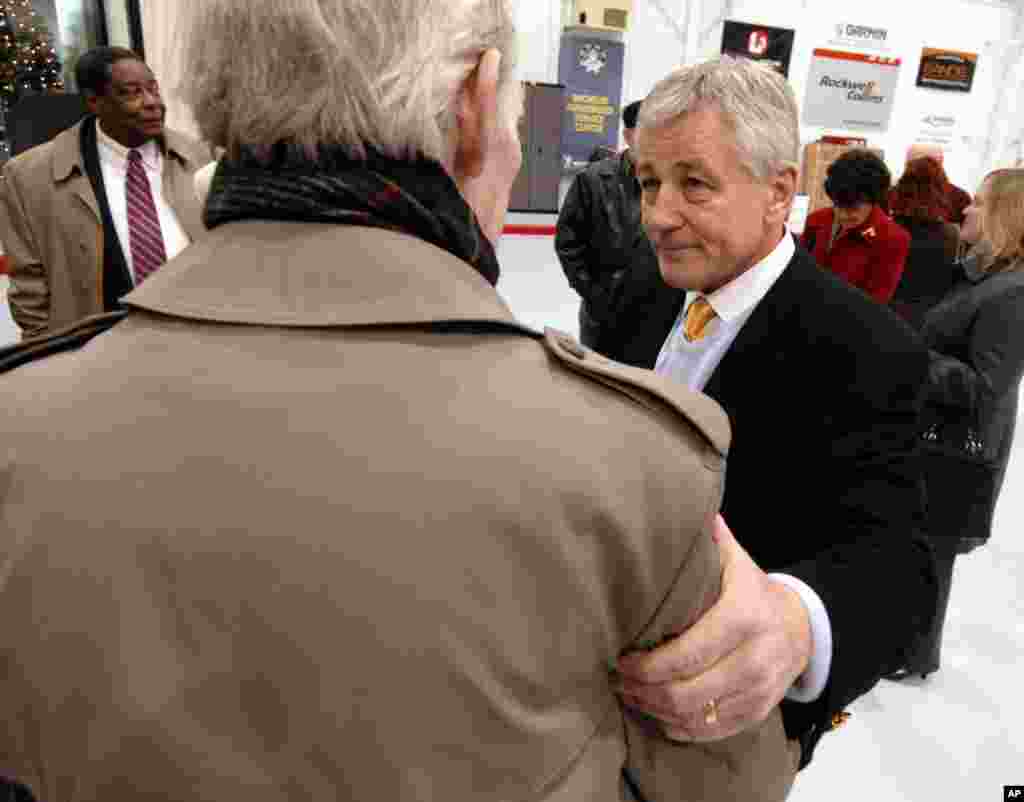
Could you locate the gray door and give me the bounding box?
[509,83,565,213]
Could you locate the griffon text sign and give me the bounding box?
[828,22,890,53]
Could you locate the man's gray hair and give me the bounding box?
[638,56,800,180]
[179,0,520,162]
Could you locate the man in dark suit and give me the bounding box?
[613,56,937,775]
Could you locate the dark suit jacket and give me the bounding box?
[606,241,937,768]
[890,216,960,330]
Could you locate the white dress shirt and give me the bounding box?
[655,230,833,703]
[96,123,191,284]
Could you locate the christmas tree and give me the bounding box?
[0,0,64,109]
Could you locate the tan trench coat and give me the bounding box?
[0,222,797,800]
[0,119,209,338]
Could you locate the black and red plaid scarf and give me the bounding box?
[203,145,500,286]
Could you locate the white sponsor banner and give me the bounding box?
[803,49,902,132]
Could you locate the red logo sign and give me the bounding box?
[748,30,769,56]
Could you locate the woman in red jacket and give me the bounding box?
[801,149,910,303]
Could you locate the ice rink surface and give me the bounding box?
[2,229,1021,798]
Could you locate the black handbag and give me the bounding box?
[919,407,998,551]
[919,407,990,464]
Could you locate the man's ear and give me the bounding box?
[766,166,799,225]
[453,49,502,182]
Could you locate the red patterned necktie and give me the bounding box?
[126,148,166,284]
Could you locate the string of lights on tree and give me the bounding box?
[0,0,64,108]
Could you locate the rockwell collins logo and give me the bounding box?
[820,75,886,103]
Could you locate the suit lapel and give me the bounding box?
[703,243,804,403]
[163,151,206,242]
[50,123,101,221]
[68,176,101,220]
[78,115,134,307]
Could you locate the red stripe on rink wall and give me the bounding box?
[502,224,556,236]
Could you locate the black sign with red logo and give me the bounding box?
[721,20,796,77]
[916,48,978,92]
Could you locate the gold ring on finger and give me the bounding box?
[703,698,719,726]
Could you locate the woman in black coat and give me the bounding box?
[889,168,1024,680]
[889,157,960,329]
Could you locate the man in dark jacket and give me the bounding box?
[555,100,660,354]
[612,56,937,776]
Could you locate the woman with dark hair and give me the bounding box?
[801,149,910,302]
[888,168,1024,680]
[889,157,960,329]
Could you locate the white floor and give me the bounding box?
[3,235,1023,799]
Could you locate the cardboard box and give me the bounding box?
[801,141,884,214]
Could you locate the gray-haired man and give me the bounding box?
[613,56,937,775]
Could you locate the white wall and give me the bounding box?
[621,0,686,106]
[135,0,1021,191]
[707,0,1020,191]
[139,0,200,138]
[515,0,689,126]
[518,0,1022,194]
[514,0,564,84]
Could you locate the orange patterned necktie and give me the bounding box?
[683,297,717,342]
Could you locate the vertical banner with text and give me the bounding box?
[558,32,625,170]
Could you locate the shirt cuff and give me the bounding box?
[768,573,833,703]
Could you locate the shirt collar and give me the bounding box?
[690,228,795,323]
[843,204,886,246]
[961,241,1022,283]
[619,149,638,182]
[96,122,161,170]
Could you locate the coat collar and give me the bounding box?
[702,238,803,400]
[123,221,531,331]
[834,203,888,246]
[961,246,990,283]
[51,117,201,183]
[959,242,1024,284]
